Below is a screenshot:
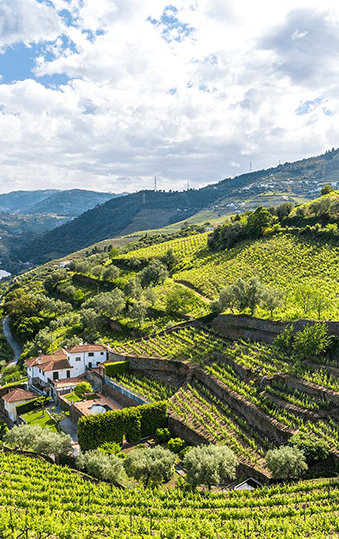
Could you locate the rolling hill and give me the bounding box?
[17,147,339,264]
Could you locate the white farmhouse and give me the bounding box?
[25,344,112,394]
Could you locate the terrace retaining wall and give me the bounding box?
[211,314,339,344]
[273,374,339,407]
[168,416,209,446]
[194,368,292,444]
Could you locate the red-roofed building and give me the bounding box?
[25,344,113,394]
[2,388,37,422]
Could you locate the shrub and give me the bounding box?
[274,324,294,350]
[78,401,168,451]
[76,449,124,484]
[98,441,121,455]
[167,437,186,453]
[124,407,141,444]
[140,401,168,438]
[266,445,308,479]
[156,428,171,443]
[74,382,93,398]
[4,424,72,457]
[105,361,129,378]
[288,433,329,466]
[292,323,331,360]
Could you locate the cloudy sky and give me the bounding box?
[0,0,338,193]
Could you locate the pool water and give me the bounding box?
[89,404,112,414]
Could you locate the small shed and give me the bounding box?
[234,477,263,491]
[2,388,37,422]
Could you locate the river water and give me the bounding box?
[0,270,11,279]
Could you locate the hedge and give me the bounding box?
[16,396,50,416]
[78,401,168,451]
[105,361,129,377]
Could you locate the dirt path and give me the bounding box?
[174,279,211,303]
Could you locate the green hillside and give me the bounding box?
[16,148,339,264]
[2,193,339,529]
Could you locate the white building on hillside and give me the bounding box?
[25,344,113,394]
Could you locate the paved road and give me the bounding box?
[3,315,22,363]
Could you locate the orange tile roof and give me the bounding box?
[25,351,71,372]
[66,344,110,353]
[3,388,37,403]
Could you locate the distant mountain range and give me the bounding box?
[16,147,339,265]
[0,189,127,217]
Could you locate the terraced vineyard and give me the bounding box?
[113,372,177,402]
[1,452,339,538]
[169,381,268,468]
[113,325,339,466]
[113,326,339,393]
[117,232,209,261]
[172,233,339,319]
[113,326,226,361]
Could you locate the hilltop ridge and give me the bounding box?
[15,147,339,264]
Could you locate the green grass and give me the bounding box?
[1,378,27,389]
[22,409,58,432]
[63,392,98,402]
[63,392,82,402]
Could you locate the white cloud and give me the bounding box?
[0,1,339,193]
[0,0,64,48]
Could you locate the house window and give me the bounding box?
[53,371,59,380]
[66,370,70,378]
[75,357,81,362]
[88,352,94,357]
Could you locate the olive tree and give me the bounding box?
[183,444,237,489]
[266,445,308,479]
[124,446,176,486]
[76,449,124,484]
[5,424,72,457]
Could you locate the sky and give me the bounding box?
[0,0,339,194]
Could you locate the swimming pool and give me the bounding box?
[89,404,112,414]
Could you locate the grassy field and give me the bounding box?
[22,409,58,432]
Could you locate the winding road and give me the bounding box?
[3,315,22,363]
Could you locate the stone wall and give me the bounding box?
[102,383,140,408]
[168,416,209,446]
[236,463,269,484]
[211,314,339,343]
[273,374,339,407]
[194,368,291,444]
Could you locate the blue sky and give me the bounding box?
[0,0,338,193]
